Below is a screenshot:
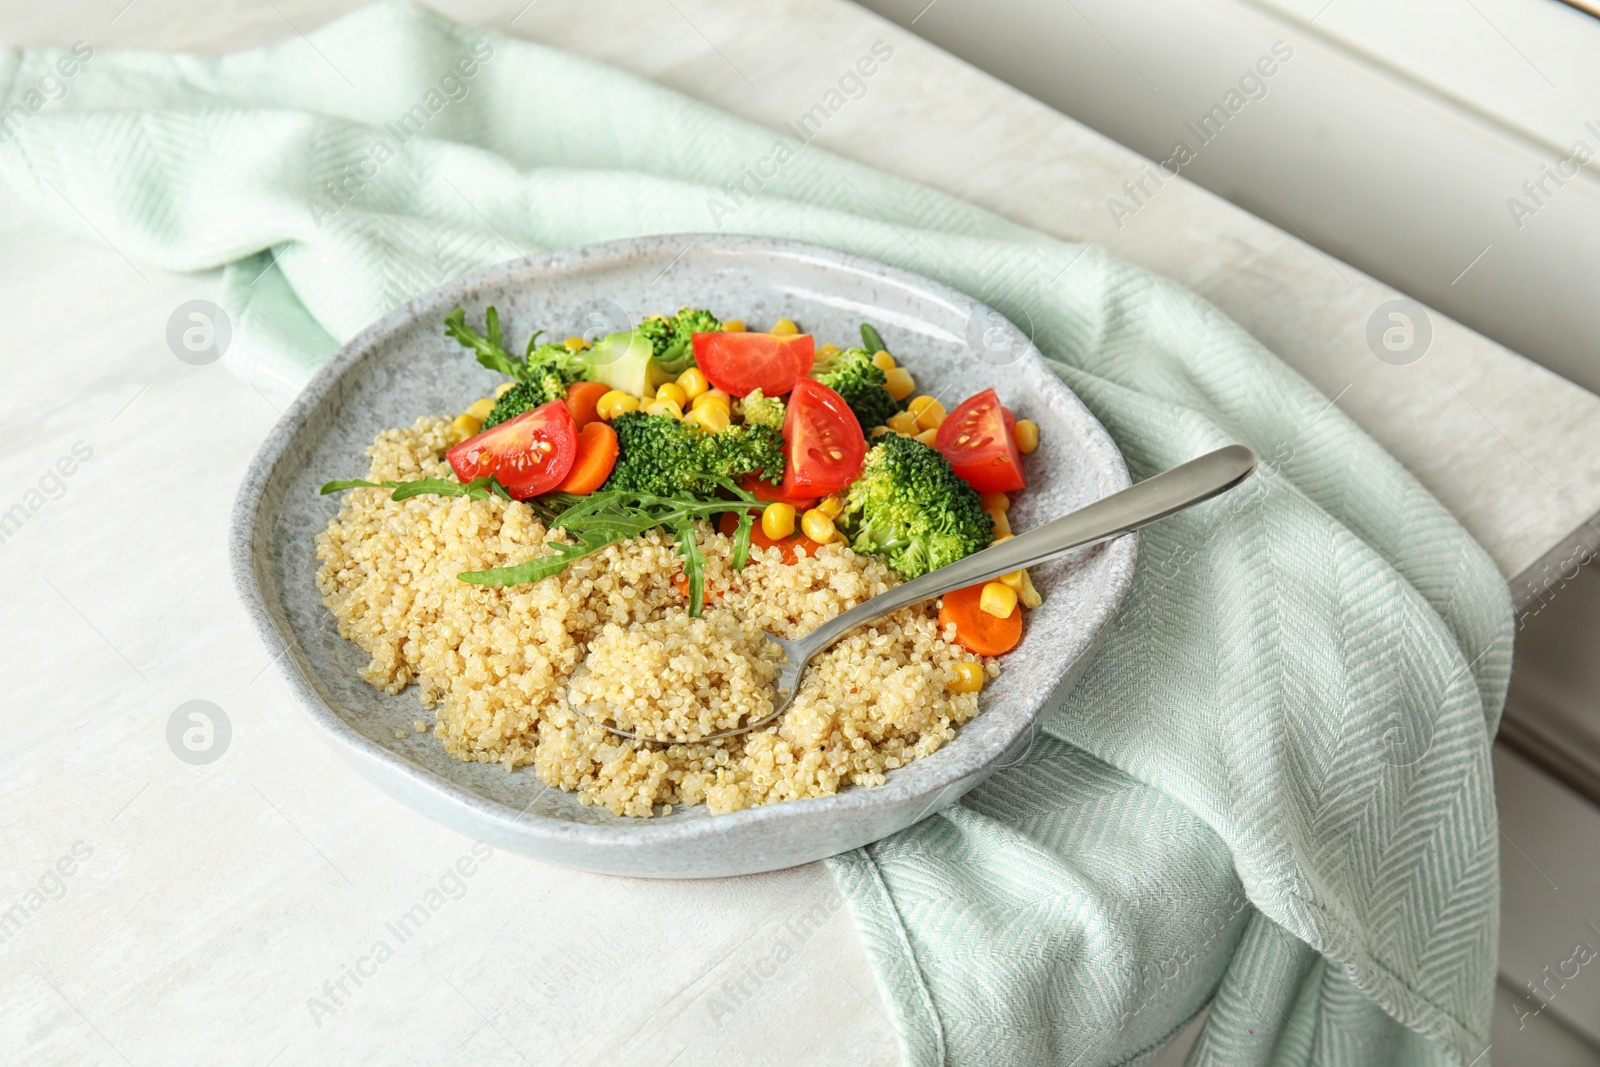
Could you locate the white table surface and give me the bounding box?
[3,1,1597,1064]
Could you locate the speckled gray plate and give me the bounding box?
[231,234,1135,879]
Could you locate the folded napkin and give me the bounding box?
[0,5,1512,1063]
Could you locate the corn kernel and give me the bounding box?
[1018,570,1043,609]
[907,396,946,431]
[801,508,837,544]
[676,367,709,400]
[1014,419,1040,454]
[644,397,683,419]
[948,662,985,694]
[987,508,1012,536]
[563,335,591,352]
[465,397,496,420]
[818,494,845,518]
[451,413,483,438]
[993,532,1014,543]
[1000,570,1026,592]
[770,317,799,335]
[494,380,518,398]
[871,350,896,372]
[761,502,796,540]
[980,491,1010,513]
[870,426,891,437]
[887,410,919,435]
[655,382,688,408]
[914,427,940,446]
[722,319,746,333]
[692,388,731,413]
[979,582,1018,618]
[686,403,730,432]
[818,343,840,358]
[883,367,915,401]
[595,390,638,420]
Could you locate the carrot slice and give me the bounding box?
[938,583,1023,657]
[564,380,612,429]
[555,421,619,494]
[716,511,820,565]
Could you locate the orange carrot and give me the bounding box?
[938,583,1023,657]
[564,380,612,429]
[716,511,820,565]
[555,421,619,494]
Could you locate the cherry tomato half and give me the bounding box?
[447,400,578,499]
[934,388,1027,493]
[779,378,865,498]
[691,332,815,397]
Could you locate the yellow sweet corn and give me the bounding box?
[465,397,496,421]
[761,502,796,540]
[980,491,1010,513]
[655,382,688,408]
[818,343,840,358]
[817,494,845,518]
[883,367,915,401]
[987,508,1012,536]
[979,582,1018,618]
[494,381,518,398]
[1014,419,1040,454]
[676,367,709,401]
[801,508,837,544]
[770,317,799,335]
[948,662,985,694]
[563,336,591,351]
[643,397,683,419]
[722,319,746,332]
[907,396,946,430]
[451,413,483,438]
[692,388,731,413]
[886,410,919,435]
[686,403,731,432]
[596,390,640,420]
[914,428,940,447]
[870,350,896,372]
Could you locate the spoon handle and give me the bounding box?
[793,444,1257,660]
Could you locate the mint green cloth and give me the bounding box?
[0,5,1512,1063]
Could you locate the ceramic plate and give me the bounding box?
[231,234,1135,878]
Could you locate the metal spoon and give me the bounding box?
[567,444,1257,744]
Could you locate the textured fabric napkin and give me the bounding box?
[0,5,1513,1063]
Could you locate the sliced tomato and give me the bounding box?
[778,379,866,498]
[447,400,577,499]
[934,388,1027,493]
[738,473,818,511]
[691,332,814,397]
[717,511,822,565]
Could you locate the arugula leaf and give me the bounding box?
[444,306,524,379]
[319,475,511,502]
[458,481,764,617]
[860,322,888,355]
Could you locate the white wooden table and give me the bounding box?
[4,1,1598,1064]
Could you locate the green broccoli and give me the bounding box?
[740,388,785,430]
[811,347,900,432]
[637,307,722,376]
[603,412,785,497]
[838,434,993,579]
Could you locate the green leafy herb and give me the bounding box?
[444,307,523,379]
[860,322,888,355]
[319,475,511,502]
[459,481,764,617]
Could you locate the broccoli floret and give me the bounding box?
[811,347,900,432]
[839,434,993,579]
[603,412,785,496]
[482,344,588,428]
[740,388,786,430]
[638,307,722,376]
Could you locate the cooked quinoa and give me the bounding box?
[315,417,997,817]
